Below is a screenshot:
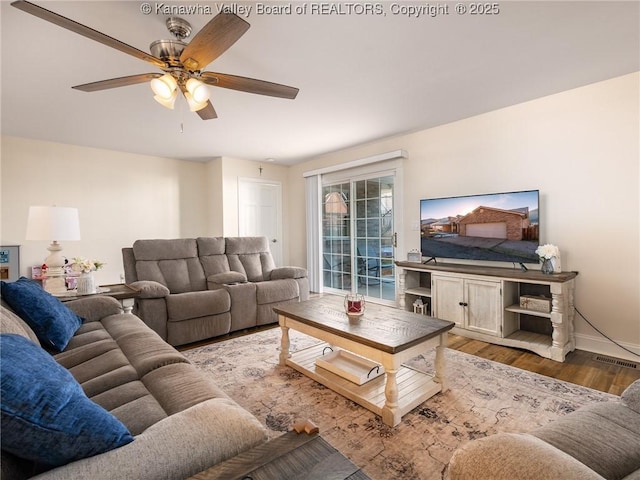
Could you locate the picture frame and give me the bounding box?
[0,245,20,282]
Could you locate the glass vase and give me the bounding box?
[344,293,365,317]
[541,258,554,275]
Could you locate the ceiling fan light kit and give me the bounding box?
[185,78,210,104]
[184,91,208,112]
[153,91,177,110]
[10,0,299,120]
[150,73,178,99]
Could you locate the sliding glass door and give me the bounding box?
[322,174,395,303]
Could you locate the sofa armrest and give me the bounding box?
[129,280,170,299]
[206,272,247,289]
[622,379,640,413]
[448,433,605,480]
[65,297,123,322]
[32,398,267,480]
[269,266,307,280]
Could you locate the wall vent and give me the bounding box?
[593,355,638,370]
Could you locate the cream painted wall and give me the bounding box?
[288,72,640,360]
[204,157,224,236]
[0,137,210,285]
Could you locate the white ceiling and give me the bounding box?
[1,1,638,165]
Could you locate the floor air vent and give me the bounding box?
[593,355,638,369]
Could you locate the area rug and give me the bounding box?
[183,328,616,480]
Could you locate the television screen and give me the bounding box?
[420,189,540,264]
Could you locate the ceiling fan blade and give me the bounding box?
[196,101,218,120]
[180,13,250,71]
[72,73,162,92]
[11,0,165,68]
[200,72,299,99]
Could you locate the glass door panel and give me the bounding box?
[322,183,351,291]
[322,175,395,303]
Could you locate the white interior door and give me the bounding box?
[238,178,283,265]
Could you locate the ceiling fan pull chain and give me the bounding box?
[178,92,185,133]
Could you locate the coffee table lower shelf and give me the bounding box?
[287,343,441,420]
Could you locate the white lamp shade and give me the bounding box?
[26,206,81,241]
[184,91,208,112]
[150,74,178,99]
[185,78,210,103]
[153,90,177,109]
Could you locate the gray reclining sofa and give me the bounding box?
[0,295,267,480]
[122,236,309,346]
[448,379,640,479]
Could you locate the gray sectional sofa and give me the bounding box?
[1,295,267,480]
[448,379,640,480]
[122,236,309,346]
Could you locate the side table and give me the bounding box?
[188,431,370,480]
[56,283,140,314]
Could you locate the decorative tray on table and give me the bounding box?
[315,348,385,385]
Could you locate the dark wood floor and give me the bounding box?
[447,333,640,395]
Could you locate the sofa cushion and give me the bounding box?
[142,362,230,416]
[54,314,179,436]
[136,258,207,294]
[226,237,276,282]
[166,290,231,322]
[255,278,300,304]
[532,401,640,480]
[99,315,190,376]
[0,334,133,468]
[448,432,606,480]
[196,237,226,255]
[198,237,232,277]
[132,238,198,261]
[133,239,207,293]
[0,277,82,351]
[1,301,40,344]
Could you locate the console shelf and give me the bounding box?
[504,304,552,319]
[404,287,432,297]
[396,261,578,362]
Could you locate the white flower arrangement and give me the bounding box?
[71,257,105,274]
[535,244,559,260]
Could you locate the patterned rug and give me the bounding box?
[183,328,615,480]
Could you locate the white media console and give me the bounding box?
[396,261,578,362]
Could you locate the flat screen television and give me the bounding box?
[420,189,540,264]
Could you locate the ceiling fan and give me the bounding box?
[11,1,299,119]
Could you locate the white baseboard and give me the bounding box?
[574,333,640,363]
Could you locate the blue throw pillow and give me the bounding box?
[0,277,82,351]
[0,334,134,467]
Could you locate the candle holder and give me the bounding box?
[344,293,365,317]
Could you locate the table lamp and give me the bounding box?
[26,206,81,276]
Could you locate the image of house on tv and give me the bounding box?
[423,206,538,241]
[458,206,537,241]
